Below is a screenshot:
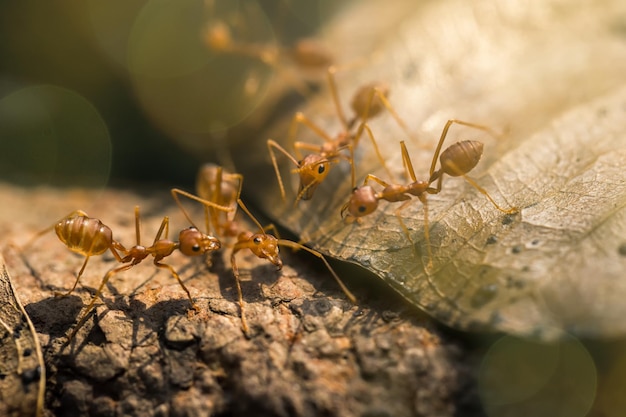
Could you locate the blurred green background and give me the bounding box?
[0,0,344,188]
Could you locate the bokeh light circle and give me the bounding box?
[0,85,111,188]
[126,0,275,150]
[479,334,597,417]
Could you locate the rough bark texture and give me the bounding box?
[0,183,478,417]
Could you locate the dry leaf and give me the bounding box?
[233,0,626,339]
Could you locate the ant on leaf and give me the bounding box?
[341,119,518,270]
[268,66,413,205]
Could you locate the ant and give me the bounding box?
[341,119,518,269]
[173,167,357,335]
[204,20,333,72]
[24,210,126,299]
[25,202,232,340]
[191,163,243,238]
[203,19,333,97]
[267,66,413,205]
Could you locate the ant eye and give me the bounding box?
[192,244,200,252]
[358,205,367,213]
[253,237,262,244]
[188,226,197,231]
[317,164,326,174]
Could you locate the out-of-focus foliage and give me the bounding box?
[0,0,345,185]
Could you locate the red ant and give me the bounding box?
[204,20,333,72]
[192,163,243,237]
[173,167,356,335]
[267,66,412,205]
[341,119,518,269]
[26,201,232,340]
[202,18,333,97]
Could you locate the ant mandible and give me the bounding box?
[267,66,413,205]
[173,167,357,335]
[341,119,518,269]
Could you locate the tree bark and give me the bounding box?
[0,183,476,417]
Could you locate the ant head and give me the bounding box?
[250,233,283,269]
[178,227,221,256]
[294,154,331,200]
[342,186,378,218]
[351,82,390,121]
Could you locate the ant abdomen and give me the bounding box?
[196,164,239,206]
[289,38,333,69]
[439,140,484,177]
[350,82,390,120]
[55,215,112,257]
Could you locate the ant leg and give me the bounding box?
[200,166,222,234]
[326,66,349,130]
[442,159,518,214]
[445,119,502,140]
[429,119,500,178]
[236,198,266,234]
[400,140,418,182]
[370,88,416,145]
[57,237,128,298]
[55,255,91,297]
[277,239,357,304]
[394,197,443,290]
[133,206,142,245]
[151,215,168,245]
[221,171,243,224]
[260,223,280,239]
[172,187,236,213]
[356,123,393,181]
[230,251,249,335]
[267,139,301,202]
[287,112,334,157]
[363,173,391,188]
[429,120,457,178]
[461,174,518,214]
[292,141,325,154]
[110,241,127,262]
[344,143,356,190]
[154,261,199,311]
[68,262,134,341]
[171,188,234,230]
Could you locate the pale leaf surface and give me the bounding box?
[235,0,626,339]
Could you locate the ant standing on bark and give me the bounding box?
[24,201,232,340]
[173,166,357,335]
